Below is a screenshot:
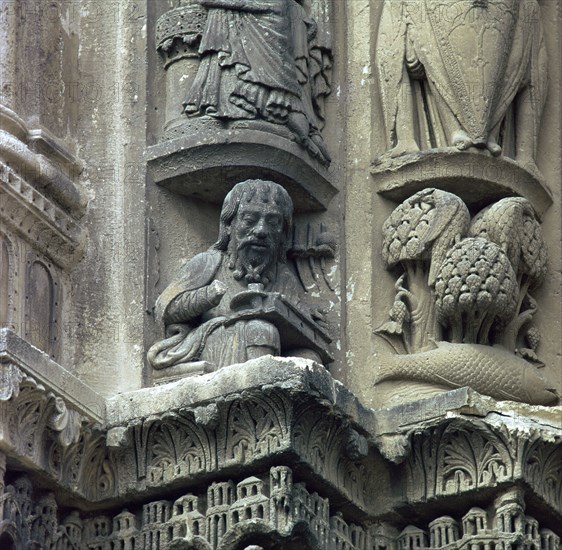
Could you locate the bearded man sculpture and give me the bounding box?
[148,180,329,373]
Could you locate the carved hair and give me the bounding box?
[213,180,293,261]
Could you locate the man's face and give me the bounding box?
[230,198,284,269]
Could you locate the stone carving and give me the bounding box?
[378,188,470,353]
[148,180,332,375]
[24,255,61,358]
[398,416,562,520]
[290,223,338,295]
[524,441,562,514]
[376,189,557,405]
[133,410,216,484]
[220,391,291,466]
[376,488,561,549]
[0,232,17,329]
[107,362,377,515]
[468,197,548,363]
[0,136,85,270]
[405,421,516,503]
[180,0,332,164]
[294,404,375,509]
[0,467,371,549]
[4,470,559,549]
[377,0,547,170]
[0,363,116,502]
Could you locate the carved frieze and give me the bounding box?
[375,189,557,406]
[0,330,113,502]
[0,467,373,550]
[399,417,562,522]
[106,357,380,516]
[374,487,561,550]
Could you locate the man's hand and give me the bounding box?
[207,280,227,306]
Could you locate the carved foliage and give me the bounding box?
[1,366,116,501]
[220,391,292,466]
[132,390,299,486]
[524,441,562,512]
[406,421,517,501]
[377,191,555,404]
[293,404,374,510]
[134,411,216,485]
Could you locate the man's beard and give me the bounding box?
[227,240,278,285]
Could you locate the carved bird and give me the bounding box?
[469,197,547,287]
[382,188,470,286]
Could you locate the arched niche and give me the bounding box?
[218,521,321,550]
[25,256,59,356]
[0,233,16,327]
[0,522,21,550]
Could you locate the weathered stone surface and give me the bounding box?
[107,356,383,517]
[0,0,561,547]
[147,131,338,213]
[158,0,333,166]
[373,150,553,218]
[373,387,562,527]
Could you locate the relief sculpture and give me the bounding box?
[148,180,331,376]
[183,0,332,164]
[375,189,557,406]
[377,0,547,170]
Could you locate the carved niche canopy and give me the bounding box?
[149,0,337,213]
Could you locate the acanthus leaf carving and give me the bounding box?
[0,362,24,401]
[220,390,291,466]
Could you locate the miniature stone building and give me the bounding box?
[0,0,561,549]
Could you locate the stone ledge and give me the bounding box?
[373,387,562,463]
[107,356,374,431]
[0,329,105,422]
[372,149,553,217]
[147,129,338,212]
[372,388,562,524]
[105,357,383,517]
[0,330,112,503]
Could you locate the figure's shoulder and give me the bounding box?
[177,249,223,287]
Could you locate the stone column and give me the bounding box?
[155,1,207,138]
[0,451,6,519]
[0,0,17,109]
[0,0,25,137]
